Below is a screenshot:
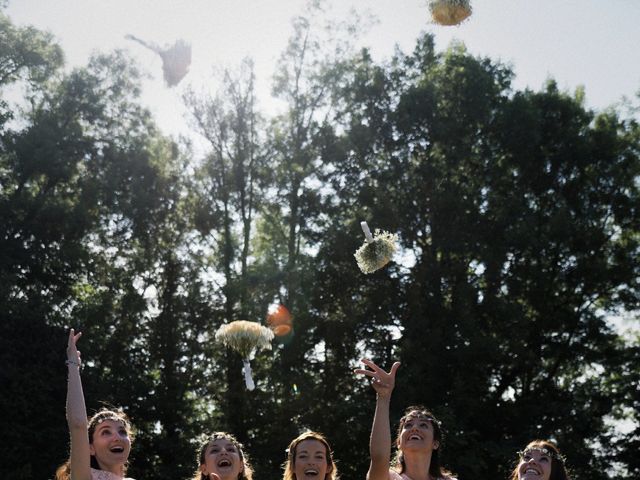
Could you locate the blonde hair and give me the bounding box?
[283,431,338,480]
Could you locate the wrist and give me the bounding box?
[65,359,81,368]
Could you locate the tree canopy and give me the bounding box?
[1,7,638,480]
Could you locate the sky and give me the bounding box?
[5,0,640,138]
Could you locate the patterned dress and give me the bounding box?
[389,469,457,480]
[90,468,135,480]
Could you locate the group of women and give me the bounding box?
[57,330,572,480]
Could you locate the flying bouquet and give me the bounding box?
[354,221,398,274]
[125,34,191,87]
[215,320,274,390]
[429,0,472,26]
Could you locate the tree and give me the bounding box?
[0,12,201,475]
[184,58,270,444]
[328,34,640,479]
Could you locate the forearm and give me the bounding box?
[66,362,87,429]
[66,361,91,480]
[368,393,391,480]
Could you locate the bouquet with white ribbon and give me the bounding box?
[354,221,398,274]
[215,320,274,390]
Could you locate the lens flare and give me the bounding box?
[266,304,292,337]
[273,324,292,336]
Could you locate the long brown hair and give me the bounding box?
[393,406,453,479]
[283,431,338,480]
[193,432,254,480]
[55,408,133,480]
[509,440,571,480]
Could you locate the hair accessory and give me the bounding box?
[426,416,442,426]
[519,447,566,464]
[97,416,123,424]
[402,412,442,426]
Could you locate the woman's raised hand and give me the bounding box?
[355,359,400,398]
[67,328,82,366]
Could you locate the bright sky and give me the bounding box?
[5,0,640,138]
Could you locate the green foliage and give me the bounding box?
[0,11,63,87]
[323,33,639,480]
[2,8,639,480]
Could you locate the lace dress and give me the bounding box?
[91,468,135,480]
[389,469,457,480]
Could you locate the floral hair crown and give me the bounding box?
[89,410,131,432]
[402,412,442,427]
[519,447,566,464]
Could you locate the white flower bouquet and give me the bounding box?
[215,320,274,390]
[354,221,398,274]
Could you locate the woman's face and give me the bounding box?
[293,439,331,480]
[201,438,244,480]
[517,448,553,480]
[398,414,439,453]
[89,419,131,473]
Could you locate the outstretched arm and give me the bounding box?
[355,359,401,480]
[66,329,91,480]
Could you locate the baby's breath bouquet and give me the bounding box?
[215,320,274,390]
[354,221,398,274]
[429,0,472,26]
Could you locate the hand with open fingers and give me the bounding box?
[67,328,82,366]
[355,359,400,397]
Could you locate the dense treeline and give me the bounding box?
[1,6,639,480]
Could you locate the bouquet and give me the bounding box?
[354,221,398,274]
[215,320,274,390]
[429,0,472,26]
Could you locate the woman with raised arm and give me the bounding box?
[355,359,456,480]
[55,329,135,480]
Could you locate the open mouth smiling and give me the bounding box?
[304,468,319,476]
[218,459,232,468]
[109,446,125,453]
[523,468,541,475]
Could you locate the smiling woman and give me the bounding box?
[55,330,135,480]
[193,432,254,480]
[509,440,571,480]
[283,431,338,480]
[355,360,457,480]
